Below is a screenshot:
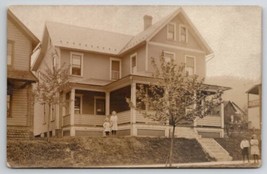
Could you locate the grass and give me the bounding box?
[214,130,261,161]
[7,137,212,168]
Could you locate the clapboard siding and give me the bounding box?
[7,87,28,126]
[7,18,32,70]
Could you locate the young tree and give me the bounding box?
[33,50,70,141]
[128,53,223,166]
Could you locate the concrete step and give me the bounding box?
[197,138,232,161]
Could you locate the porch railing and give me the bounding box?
[75,114,105,126]
[248,99,260,108]
[63,114,70,126]
[117,110,131,124]
[195,115,221,127]
[136,111,161,125]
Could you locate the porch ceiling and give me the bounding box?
[246,84,261,95]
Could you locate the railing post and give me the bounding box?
[70,88,75,136]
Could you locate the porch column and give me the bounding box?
[70,88,75,136]
[221,102,224,129]
[131,82,137,136]
[105,92,110,116]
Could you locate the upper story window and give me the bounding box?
[185,56,196,76]
[74,94,82,114]
[52,54,57,68]
[110,58,121,80]
[7,40,14,66]
[70,52,83,76]
[167,23,176,40]
[179,25,188,43]
[130,53,137,74]
[163,51,175,62]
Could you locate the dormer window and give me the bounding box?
[185,56,196,76]
[167,23,176,40]
[163,51,175,62]
[70,52,83,76]
[179,25,188,43]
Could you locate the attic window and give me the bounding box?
[7,40,14,66]
[167,23,176,40]
[70,52,83,76]
[179,25,188,43]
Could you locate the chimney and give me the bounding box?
[143,15,153,30]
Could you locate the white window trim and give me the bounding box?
[179,24,188,43]
[163,51,176,62]
[130,53,138,74]
[185,55,196,75]
[74,94,83,115]
[94,96,105,115]
[167,22,176,41]
[70,52,84,77]
[110,57,122,80]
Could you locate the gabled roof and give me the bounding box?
[33,7,213,70]
[246,84,261,94]
[46,21,133,55]
[7,9,39,47]
[119,8,213,55]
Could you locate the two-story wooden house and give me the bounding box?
[7,9,39,138]
[32,8,229,138]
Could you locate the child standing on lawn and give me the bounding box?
[250,134,260,163]
[103,118,111,136]
[240,138,250,163]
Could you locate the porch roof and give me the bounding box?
[246,84,261,95]
[69,74,231,93]
[7,69,37,82]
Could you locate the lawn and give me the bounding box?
[7,137,212,168]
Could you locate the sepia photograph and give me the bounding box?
[6,5,262,168]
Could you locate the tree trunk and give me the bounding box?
[168,125,176,167]
[47,104,51,142]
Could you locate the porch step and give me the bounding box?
[197,138,232,161]
[7,128,32,139]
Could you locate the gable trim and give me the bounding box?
[146,8,213,55]
[148,41,205,54]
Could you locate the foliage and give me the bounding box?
[128,53,223,166]
[132,53,223,126]
[32,49,70,139]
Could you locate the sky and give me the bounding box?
[9,5,261,81]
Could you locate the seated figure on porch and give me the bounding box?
[103,118,111,136]
[110,111,118,135]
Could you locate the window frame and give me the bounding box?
[179,24,188,43]
[7,40,15,67]
[163,51,176,62]
[185,55,196,76]
[70,52,83,77]
[110,57,122,81]
[130,53,137,74]
[74,94,83,115]
[167,22,176,41]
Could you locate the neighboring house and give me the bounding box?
[246,84,262,130]
[32,8,230,138]
[7,9,39,138]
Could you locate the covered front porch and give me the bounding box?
[61,76,169,137]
